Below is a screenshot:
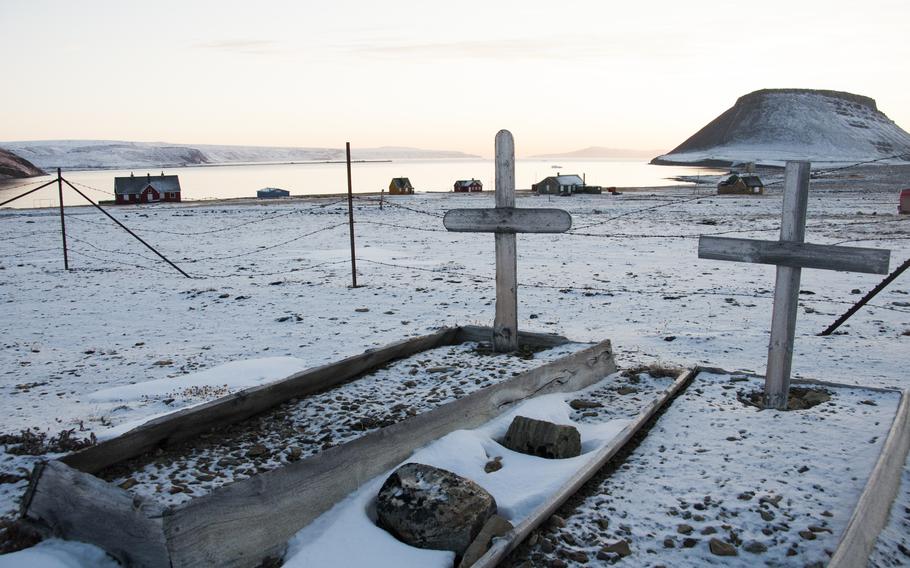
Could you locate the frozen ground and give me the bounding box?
[0,164,908,563]
[504,371,900,566]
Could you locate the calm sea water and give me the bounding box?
[0,159,721,209]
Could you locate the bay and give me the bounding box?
[0,159,721,209]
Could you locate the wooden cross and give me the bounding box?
[698,161,891,409]
[443,130,572,352]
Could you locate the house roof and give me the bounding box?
[391,178,413,189]
[536,175,584,186]
[114,174,181,196]
[719,174,763,188]
[257,188,290,196]
[454,179,481,187]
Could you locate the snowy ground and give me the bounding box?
[1,164,908,563]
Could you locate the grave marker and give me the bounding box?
[698,161,891,409]
[444,130,572,352]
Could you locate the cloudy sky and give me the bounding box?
[2,0,908,156]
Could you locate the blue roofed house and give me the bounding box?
[257,187,291,199]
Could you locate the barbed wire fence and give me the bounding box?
[1,155,908,329]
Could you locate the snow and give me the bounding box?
[284,381,631,567]
[1,169,908,565]
[0,539,118,568]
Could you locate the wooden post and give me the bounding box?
[380,188,384,210]
[57,168,69,271]
[345,142,358,288]
[764,161,810,409]
[494,130,518,352]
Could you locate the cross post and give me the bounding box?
[444,130,572,352]
[698,161,891,409]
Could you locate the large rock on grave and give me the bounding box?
[376,463,497,555]
[502,415,581,459]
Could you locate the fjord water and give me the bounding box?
[1,159,718,209]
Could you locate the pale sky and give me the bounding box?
[1,0,908,156]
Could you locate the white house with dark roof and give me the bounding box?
[114,173,181,204]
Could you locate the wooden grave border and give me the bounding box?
[22,325,617,568]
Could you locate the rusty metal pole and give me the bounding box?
[346,142,358,288]
[57,168,69,270]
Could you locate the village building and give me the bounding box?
[389,178,414,195]
[532,174,601,196]
[717,174,764,195]
[453,179,483,192]
[900,189,910,214]
[257,187,290,199]
[114,173,181,204]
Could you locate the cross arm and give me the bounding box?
[443,208,572,234]
[698,236,890,274]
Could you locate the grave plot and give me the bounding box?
[97,339,588,507]
[501,371,906,567]
[281,367,694,567]
[23,326,618,568]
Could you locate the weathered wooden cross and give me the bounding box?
[698,161,891,409]
[444,130,572,352]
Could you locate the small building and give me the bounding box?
[900,189,910,214]
[454,179,483,192]
[532,174,601,196]
[114,173,181,204]
[717,174,764,195]
[389,178,414,195]
[257,187,290,199]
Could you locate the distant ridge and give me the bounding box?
[532,146,662,159]
[0,147,45,179]
[0,140,481,171]
[652,89,910,167]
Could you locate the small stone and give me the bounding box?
[616,386,638,395]
[247,444,268,457]
[287,447,302,461]
[760,510,775,522]
[484,457,503,473]
[153,359,173,366]
[799,530,817,540]
[354,308,369,312]
[744,540,767,554]
[596,518,610,530]
[737,491,755,501]
[677,524,693,535]
[402,380,417,388]
[540,538,555,553]
[662,537,675,548]
[700,526,717,535]
[682,538,698,548]
[548,560,567,568]
[568,399,602,410]
[118,478,138,490]
[709,538,738,556]
[600,539,631,557]
[457,514,513,568]
[564,550,588,563]
[548,514,566,529]
[808,525,832,534]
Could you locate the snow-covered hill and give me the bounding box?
[1,141,480,171]
[652,89,910,168]
[0,147,46,179]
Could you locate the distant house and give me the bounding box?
[454,179,482,193]
[389,178,414,195]
[257,187,290,199]
[532,174,600,196]
[718,174,764,195]
[900,189,910,214]
[114,173,181,204]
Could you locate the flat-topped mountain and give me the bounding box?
[0,147,45,179]
[652,89,910,167]
[1,140,480,171]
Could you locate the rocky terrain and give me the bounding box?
[653,89,910,168]
[0,148,44,180]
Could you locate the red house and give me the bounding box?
[900,189,910,214]
[114,173,181,205]
[454,179,482,192]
